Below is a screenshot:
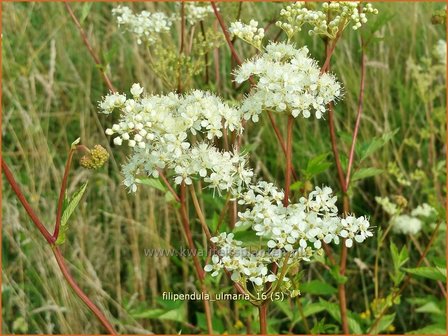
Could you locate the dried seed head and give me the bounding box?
[80,145,109,170]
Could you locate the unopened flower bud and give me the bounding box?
[80,145,109,170]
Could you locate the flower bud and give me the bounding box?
[80,145,109,170]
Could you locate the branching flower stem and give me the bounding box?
[179,183,213,334]
[321,21,365,334]
[2,159,117,334]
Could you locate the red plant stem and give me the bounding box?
[178,1,186,93]
[53,147,76,239]
[52,246,117,334]
[323,35,350,333]
[268,111,299,181]
[283,115,294,207]
[64,3,116,93]
[179,183,213,334]
[180,1,185,54]
[2,159,116,334]
[158,169,181,203]
[2,160,55,244]
[328,103,346,192]
[345,44,366,188]
[258,304,268,335]
[211,2,242,66]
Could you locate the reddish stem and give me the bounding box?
[64,3,116,93]
[179,183,213,334]
[283,115,294,207]
[2,160,55,244]
[345,44,366,188]
[328,103,346,192]
[2,159,116,334]
[211,2,242,66]
[158,169,181,203]
[258,304,268,334]
[52,246,116,334]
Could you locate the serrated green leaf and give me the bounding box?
[300,280,337,295]
[136,178,167,192]
[56,182,88,245]
[403,267,446,282]
[360,129,399,162]
[351,167,383,182]
[304,152,332,178]
[407,323,447,334]
[415,302,443,315]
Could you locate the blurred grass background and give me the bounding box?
[2,1,446,334]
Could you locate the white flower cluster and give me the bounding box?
[112,6,175,45]
[229,20,265,49]
[100,84,253,193]
[434,39,446,65]
[205,183,373,288]
[377,197,437,235]
[185,2,215,26]
[277,2,378,39]
[391,203,437,236]
[235,42,342,121]
[391,215,422,235]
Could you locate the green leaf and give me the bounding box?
[80,3,93,23]
[360,129,399,161]
[369,313,395,334]
[71,137,81,149]
[316,299,363,334]
[390,242,409,286]
[329,266,348,285]
[56,182,88,245]
[351,167,383,182]
[415,302,443,315]
[303,152,332,178]
[300,280,337,295]
[407,323,447,334]
[403,267,446,282]
[136,178,167,192]
[289,180,303,191]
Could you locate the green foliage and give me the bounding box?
[56,182,88,245]
[389,242,409,286]
[403,267,447,282]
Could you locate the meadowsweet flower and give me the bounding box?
[100,85,252,193]
[184,2,215,25]
[229,20,265,49]
[391,214,422,235]
[206,183,372,291]
[277,2,378,40]
[235,42,342,121]
[112,6,175,45]
[411,203,437,218]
